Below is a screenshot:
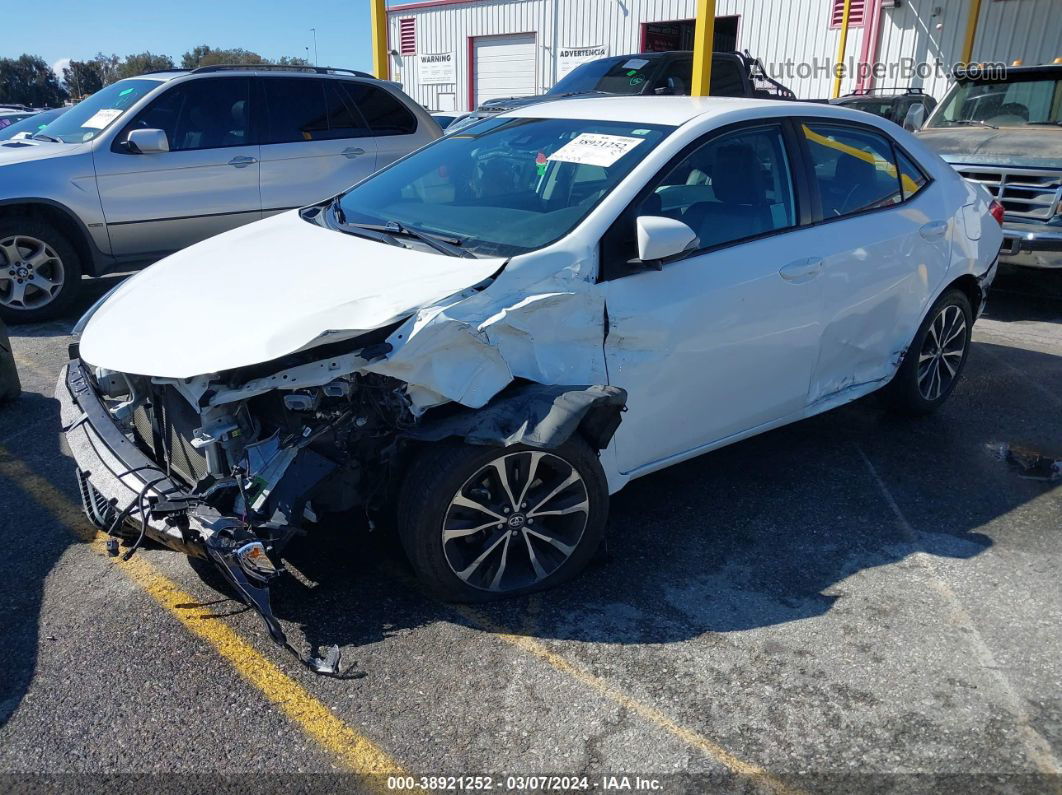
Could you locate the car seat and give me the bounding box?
[682,143,772,247]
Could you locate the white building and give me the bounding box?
[385,0,1062,111]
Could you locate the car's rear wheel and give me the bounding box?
[398,438,608,602]
[887,288,973,415]
[0,219,83,324]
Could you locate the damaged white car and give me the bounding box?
[57,97,1002,672]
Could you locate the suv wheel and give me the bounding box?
[398,438,609,602]
[0,219,83,324]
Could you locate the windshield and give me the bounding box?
[336,116,673,257]
[0,108,67,141]
[35,79,160,143]
[928,74,1062,128]
[547,56,664,97]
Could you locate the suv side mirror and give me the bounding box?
[903,103,926,131]
[126,128,170,154]
[636,215,698,265]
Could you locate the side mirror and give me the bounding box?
[903,103,926,131]
[636,215,698,265]
[126,128,170,154]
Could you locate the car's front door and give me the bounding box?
[600,123,826,474]
[796,120,951,406]
[95,76,260,258]
[258,77,379,216]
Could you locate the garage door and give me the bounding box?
[474,34,536,107]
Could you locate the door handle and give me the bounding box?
[779,256,823,283]
[341,147,366,159]
[920,220,948,241]
[228,156,257,168]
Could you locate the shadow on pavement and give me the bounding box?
[205,340,1059,658]
[3,285,1059,723]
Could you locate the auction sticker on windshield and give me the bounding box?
[82,108,123,129]
[548,133,645,167]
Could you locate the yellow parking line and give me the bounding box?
[456,603,801,795]
[0,445,405,779]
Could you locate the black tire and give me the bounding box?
[0,315,21,402]
[0,218,83,324]
[887,288,973,416]
[397,437,609,602]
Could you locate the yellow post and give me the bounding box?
[961,0,983,65]
[371,0,389,80]
[831,0,853,98]
[690,0,717,96]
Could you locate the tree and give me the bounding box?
[116,52,175,80]
[181,45,267,69]
[62,59,104,98]
[91,52,122,86]
[181,46,313,69]
[0,54,67,107]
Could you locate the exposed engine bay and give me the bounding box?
[67,325,625,675]
[81,334,416,673]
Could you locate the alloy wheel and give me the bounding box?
[441,451,590,593]
[0,235,66,311]
[917,304,968,402]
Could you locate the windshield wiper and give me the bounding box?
[355,221,476,258]
[1025,121,1062,127]
[30,132,60,142]
[327,200,406,249]
[949,119,999,130]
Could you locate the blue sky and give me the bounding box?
[4,0,389,77]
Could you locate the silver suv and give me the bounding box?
[0,65,440,322]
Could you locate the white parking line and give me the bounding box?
[857,445,1061,777]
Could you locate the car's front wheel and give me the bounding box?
[0,219,83,324]
[398,438,609,602]
[887,287,973,415]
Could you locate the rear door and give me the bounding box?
[258,76,379,215]
[343,82,426,171]
[797,120,951,407]
[95,76,260,258]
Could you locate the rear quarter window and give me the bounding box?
[343,83,417,136]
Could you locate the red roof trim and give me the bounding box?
[389,0,481,12]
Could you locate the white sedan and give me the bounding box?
[61,96,1001,658]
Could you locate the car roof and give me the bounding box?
[503,95,830,126]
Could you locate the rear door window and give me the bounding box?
[262,77,329,143]
[342,83,417,136]
[802,122,903,218]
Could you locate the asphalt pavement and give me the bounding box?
[0,268,1059,792]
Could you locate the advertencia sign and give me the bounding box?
[557,45,608,79]
[418,53,456,84]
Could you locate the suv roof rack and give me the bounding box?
[189,64,376,78]
[845,86,925,96]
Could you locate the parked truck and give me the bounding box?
[917,63,1062,270]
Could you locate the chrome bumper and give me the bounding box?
[1000,224,1062,269]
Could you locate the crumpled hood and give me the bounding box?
[79,210,505,378]
[0,139,85,165]
[916,127,1062,169]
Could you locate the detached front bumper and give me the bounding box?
[1000,223,1062,269]
[55,360,349,671]
[56,359,209,556]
